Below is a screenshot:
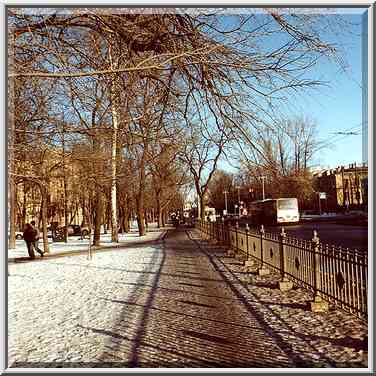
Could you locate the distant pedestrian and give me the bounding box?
[30,221,44,257]
[23,223,36,259]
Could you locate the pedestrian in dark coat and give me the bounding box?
[30,220,44,257]
[23,223,36,259]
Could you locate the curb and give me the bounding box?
[8,230,170,264]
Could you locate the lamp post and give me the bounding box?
[318,192,322,216]
[260,176,266,200]
[223,190,228,215]
[236,186,241,215]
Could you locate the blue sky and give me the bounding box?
[293,11,367,169]
[217,8,368,172]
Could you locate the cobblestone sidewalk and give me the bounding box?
[189,229,368,368]
[7,228,368,369]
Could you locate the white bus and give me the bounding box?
[249,198,299,225]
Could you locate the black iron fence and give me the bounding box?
[197,220,367,320]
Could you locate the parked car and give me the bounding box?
[7,231,24,240]
[57,225,90,237]
[15,231,23,240]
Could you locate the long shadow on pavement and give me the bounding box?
[188,231,348,367]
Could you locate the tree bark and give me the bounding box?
[40,185,50,253]
[109,44,119,242]
[136,193,146,236]
[156,194,162,228]
[199,194,205,222]
[110,103,119,242]
[8,75,16,249]
[9,178,16,249]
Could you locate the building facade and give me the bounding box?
[313,163,368,212]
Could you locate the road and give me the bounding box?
[8,228,367,368]
[236,221,368,252]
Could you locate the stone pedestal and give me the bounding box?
[310,295,329,313]
[258,266,270,276]
[227,249,235,257]
[279,279,294,292]
[247,274,255,284]
[244,260,254,268]
[244,260,255,272]
[235,253,244,261]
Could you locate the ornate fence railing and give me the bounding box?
[196,220,367,320]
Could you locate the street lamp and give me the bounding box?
[260,176,266,200]
[248,188,254,209]
[223,190,228,215]
[236,186,241,214]
[236,186,240,204]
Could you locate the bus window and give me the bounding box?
[277,198,298,210]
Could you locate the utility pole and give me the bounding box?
[261,176,266,200]
[236,186,240,215]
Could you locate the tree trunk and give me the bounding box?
[118,205,124,233]
[40,186,49,253]
[199,194,205,222]
[144,210,149,230]
[156,193,162,228]
[8,73,16,248]
[9,178,16,249]
[63,172,69,242]
[21,183,27,230]
[110,123,118,241]
[136,193,146,236]
[109,48,119,242]
[125,211,131,233]
[81,196,90,227]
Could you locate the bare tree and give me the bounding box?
[8,8,353,237]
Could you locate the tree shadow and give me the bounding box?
[186,231,339,368]
[12,236,168,263]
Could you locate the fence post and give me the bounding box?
[244,224,254,272]
[220,217,224,246]
[224,218,230,249]
[235,221,239,255]
[258,225,269,276]
[310,230,329,312]
[278,227,293,292]
[226,222,235,257]
[246,224,249,259]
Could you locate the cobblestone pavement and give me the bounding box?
[8,228,368,369]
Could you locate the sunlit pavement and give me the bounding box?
[8,227,367,369]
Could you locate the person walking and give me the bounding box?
[30,220,44,257]
[23,223,37,259]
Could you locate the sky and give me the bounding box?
[291,10,367,169]
[217,8,369,172]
